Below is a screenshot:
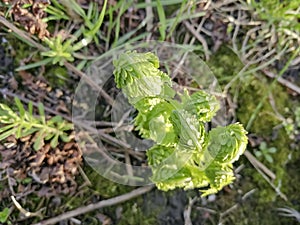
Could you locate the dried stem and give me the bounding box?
[263,69,300,95]
[183,20,210,61]
[32,185,154,225]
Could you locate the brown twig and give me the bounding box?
[64,62,114,105]
[108,146,145,161]
[183,20,210,61]
[244,150,276,180]
[99,125,134,134]
[11,196,43,219]
[184,197,198,225]
[244,151,287,201]
[171,16,208,79]
[263,69,300,95]
[32,185,154,225]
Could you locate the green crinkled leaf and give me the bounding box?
[155,166,199,191]
[149,115,176,145]
[155,162,211,192]
[203,163,235,196]
[147,144,192,184]
[113,51,160,88]
[122,75,165,104]
[113,51,175,105]
[170,109,205,150]
[135,99,176,145]
[147,144,210,192]
[206,123,248,164]
[134,97,163,112]
[147,144,174,167]
[182,90,220,122]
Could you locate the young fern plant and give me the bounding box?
[113,51,248,196]
[0,97,73,150]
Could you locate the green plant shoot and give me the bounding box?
[0,98,73,150]
[254,141,277,164]
[0,207,9,223]
[113,51,248,196]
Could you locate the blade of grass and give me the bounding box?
[76,59,88,71]
[44,6,69,21]
[166,11,206,27]
[67,0,86,19]
[49,0,66,11]
[0,15,46,50]
[105,4,114,50]
[156,0,166,40]
[166,0,188,39]
[112,0,130,48]
[86,0,108,37]
[4,4,14,17]
[115,18,149,47]
[87,2,94,20]
[117,32,149,47]
[15,58,53,71]
[136,0,183,9]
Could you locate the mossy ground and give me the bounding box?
[206,45,300,225]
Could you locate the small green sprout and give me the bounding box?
[41,35,75,66]
[254,141,277,163]
[0,207,9,223]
